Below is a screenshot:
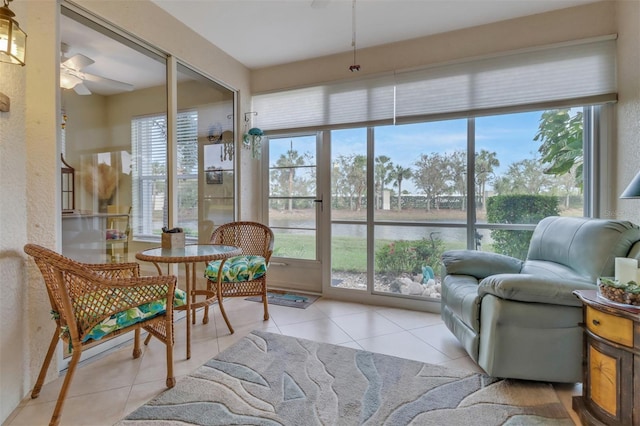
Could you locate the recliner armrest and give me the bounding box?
[442,250,523,279]
[478,273,595,307]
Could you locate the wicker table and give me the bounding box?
[136,244,241,359]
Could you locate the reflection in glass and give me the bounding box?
[60,10,166,262]
[176,63,235,241]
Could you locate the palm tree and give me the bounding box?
[273,141,309,211]
[475,150,500,209]
[374,155,394,209]
[392,165,413,211]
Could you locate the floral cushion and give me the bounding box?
[205,255,267,283]
[82,288,187,342]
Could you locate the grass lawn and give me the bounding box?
[273,232,472,272]
[268,207,583,271]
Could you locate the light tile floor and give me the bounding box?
[5,297,583,425]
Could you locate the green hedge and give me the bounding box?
[486,195,558,260]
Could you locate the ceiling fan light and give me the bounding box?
[0,0,27,66]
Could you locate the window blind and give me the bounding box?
[253,36,616,131]
[132,114,168,237]
[176,111,198,174]
[131,111,197,237]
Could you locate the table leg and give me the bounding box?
[185,263,192,359]
[191,263,197,325]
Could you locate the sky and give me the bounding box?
[268,109,552,194]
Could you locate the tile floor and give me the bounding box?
[5,297,583,425]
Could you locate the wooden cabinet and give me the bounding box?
[573,290,640,426]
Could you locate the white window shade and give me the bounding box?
[395,37,617,121]
[253,75,396,131]
[252,36,616,131]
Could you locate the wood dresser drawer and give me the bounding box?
[573,290,640,426]
[586,305,634,347]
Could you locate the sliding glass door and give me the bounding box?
[323,108,592,302]
[59,4,236,364]
[265,134,322,293]
[330,128,368,292]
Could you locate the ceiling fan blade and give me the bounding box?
[82,73,134,92]
[62,53,95,71]
[73,83,92,96]
[60,72,82,90]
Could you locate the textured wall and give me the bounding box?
[0,34,29,423]
[615,0,640,221]
[0,1,59,421]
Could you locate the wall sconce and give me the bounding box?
[0,0,27,66]
[242,112,263,159]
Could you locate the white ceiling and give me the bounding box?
[60,0,600,95]
[151,0,601,69]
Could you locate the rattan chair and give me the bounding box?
[206,221,274,333]
[24,244,177,426]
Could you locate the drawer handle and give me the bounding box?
[592,319,600,326]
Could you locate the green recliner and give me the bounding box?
[440,216,640,383]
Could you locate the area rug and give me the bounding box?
[245,290,319,309]
[119,331,573,425]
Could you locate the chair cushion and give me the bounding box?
[83,288,187,342]
[205,255,267,283]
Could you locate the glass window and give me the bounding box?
[374,120,468,223]
[327,107,596,298]
[475,108,585,258]
[267,135,318,260]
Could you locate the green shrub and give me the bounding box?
[376,237,444,276]
[486,195,558,260]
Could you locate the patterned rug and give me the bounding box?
[119,331,573,425]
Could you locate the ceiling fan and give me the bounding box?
[60,43,134,95]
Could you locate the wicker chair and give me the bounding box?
[24,244,178,426]
[206,221,274,333]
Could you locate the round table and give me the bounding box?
[136,244,241,359]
